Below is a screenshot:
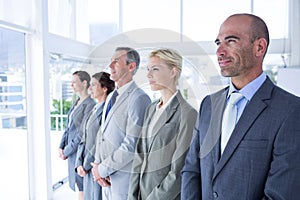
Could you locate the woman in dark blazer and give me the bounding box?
[59,71,95,200]
[128,48,197,200]
[75,72,114,200]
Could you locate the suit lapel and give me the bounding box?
[143,104,156,152]
[213,78,273,179]
[95,103,104,124]
[101,82,136,132]
[147,93,180,152]
[200,88,227,166]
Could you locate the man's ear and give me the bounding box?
[128,62,137,72]
[255,38,268,57]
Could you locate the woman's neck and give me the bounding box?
[96,94,107,103]
[159,88,176,107]
[77,91,89,105]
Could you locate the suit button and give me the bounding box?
[213,192,218,198]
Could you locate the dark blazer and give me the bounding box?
[181,77,300,200]
[128,91,197,200]
[59,96,95,191]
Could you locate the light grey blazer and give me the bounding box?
[181,77,300,199]
[96,81,151,196]
[59,96,95,191]
[75,102,104,200]
[76,102,104,172]
[128,91,197,200]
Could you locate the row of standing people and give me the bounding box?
[59,70,115,199]
[59,46,196,199]
[59,13,300,200]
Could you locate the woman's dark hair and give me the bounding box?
[92,72,115,95]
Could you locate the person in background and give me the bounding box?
[181,13,300,199]
[91,47,151,200]
[127,48,197,200]
[59,70,95,200]
[75,72,115,200]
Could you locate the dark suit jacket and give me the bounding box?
[128,91,197,200]
[181,77,300,200]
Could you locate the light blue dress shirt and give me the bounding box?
[227,72,267,122]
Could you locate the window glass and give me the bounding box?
[183,0,288,41]
[122,0,180,35]
[48,0,75,39]
[0,0,33,28]
[49,0,120,45]
[253,0,289,39]
[183,0,250,42]
[0,27,29,199]
[88,0,120,45]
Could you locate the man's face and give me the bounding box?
[215,16,256,78]
[109,50,131,83]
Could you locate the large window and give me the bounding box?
[47,0,289,44]
[0,27,29,199]
[0,0,33,28]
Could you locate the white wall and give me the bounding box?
[277,68,300,97]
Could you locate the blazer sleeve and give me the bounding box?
[127,135,145,200]
[75,137,85,170]
[94,128,102,164]
[181,106,203,199]
[98,93,151,178]
[63,101,94,157]
[59,106,73,149]
[59,129,68,149]
[128,106,151,200]
[147,106,198,199]
[263,104,300,199]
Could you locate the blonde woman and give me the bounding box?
[128,48,197,200]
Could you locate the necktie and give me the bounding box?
[221,92,244,154]
[105,90,118,118]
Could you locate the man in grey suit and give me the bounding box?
[181,13,300,199]
[92,47,151,200]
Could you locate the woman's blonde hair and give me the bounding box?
[149,48,182,79]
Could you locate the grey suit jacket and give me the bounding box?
[96,81,151,196]
[76,102,104,172]
[181,77,300,200]
[128,91,197,200]
[59,96,95,191]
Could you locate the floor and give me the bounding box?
[52,184,77,200]
[0,130,79,200]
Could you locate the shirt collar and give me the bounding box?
[156,90,178,110]
[228,72,267,101]
[116,80,134,96]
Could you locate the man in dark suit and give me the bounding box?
[181,13,300,199]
